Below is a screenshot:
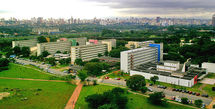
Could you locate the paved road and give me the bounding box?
[97,78,212,105]
[15,58,67,76]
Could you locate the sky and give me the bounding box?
[0,0,215,19]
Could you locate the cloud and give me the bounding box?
[83,0,215,18]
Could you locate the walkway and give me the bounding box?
[65,82,83,109]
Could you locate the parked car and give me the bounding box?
[149,83,153,86]
[202,94,209,97]
[172,88,176,91]
[182,90,186,93]
[148,88,153,92]
[192,92,196,95]
[188,91,193,94]
[115,78,120,80]
[178,89,182,92]
[105,77,109,79]
[196,93,200,96]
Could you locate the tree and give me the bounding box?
[77,70,88,81]
[41,51,50,57]
[45,57,56,66]
[111,88,125,95]
[126,75,146,91]
[98,53,103,57]
[85,94,105,108]
[75,58,84,66]
[150,76,159,84]
[84,62,110,76]
[21,47,30,57]
[90,58,100,62]
[181,97,189,104]
[141,86,148,93]
[104,50,109,56]
[148,92,166,105]
[37,36,47,43]
[13,46,21,56]
[59,58,71,65]
[0,58,9,71]
[56,51,61,53]
[194,99,203,107]
[98,104,118,109]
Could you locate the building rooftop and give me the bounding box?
[132,62,206,80]
[121,47,156,53]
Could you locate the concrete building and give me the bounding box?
[157,61,180,73]
[125,41,154,49]
[68,37,87,46]
[125,41,163,61]
[71,44,107,64]
[12,39,37,48]
[202,62,215,73]
[120,47,158,73]
[212,14,215,27]
[101,39,116,52]
[37,41,71,56]
[54,53,70,60]
[130,62,206,87]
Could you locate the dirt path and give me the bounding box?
[65,82,83,109]
[0,77,67,82]
[199,84,207,94]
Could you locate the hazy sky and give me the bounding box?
[0,0,215,19]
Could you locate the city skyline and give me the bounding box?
[0,0,215,19]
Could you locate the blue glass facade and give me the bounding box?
[149,44,160,62]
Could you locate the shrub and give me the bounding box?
[141,87,148,93]
[181,97,189,104]
[194,99,203,107]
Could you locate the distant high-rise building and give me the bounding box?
[212,14,215,27]
[156,17,161,23]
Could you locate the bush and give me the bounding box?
[148,92,166,105]
[141,87,148,93]
[194,99,203,107]
[213,104,215,108]
[98,104,118,109]
[111,88,125,95]
[181,97,189,104]
[93,80,97,85]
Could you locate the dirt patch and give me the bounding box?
[0,92,10,100]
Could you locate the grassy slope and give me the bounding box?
[0,79,76,109]
[75,85,193,109]
[0,63,57,80]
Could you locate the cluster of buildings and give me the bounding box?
[12,37,116,63]
[1,15,214,26]
[120,41,208,87]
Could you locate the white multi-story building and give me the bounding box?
[101,39,116,52]
[71,44,107,64]
[120,47,158,73]
[37,41,71,56]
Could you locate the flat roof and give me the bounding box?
[164,60,180,64]
[121,47,156,53]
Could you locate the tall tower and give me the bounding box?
[212,14,215,27]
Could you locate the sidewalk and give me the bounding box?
[65,82,83,109]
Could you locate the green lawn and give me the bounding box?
[205,73,215,79]
[107,72,130,80]
[0,63,59,80]
[0,79,76,109]
[75,85,193,109]
[202,84,215,97]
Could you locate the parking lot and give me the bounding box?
[15,58,68,76]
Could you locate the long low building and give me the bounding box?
[71,44,107,64]
[37,41,71,56]
[130,62,207,87]
[12,39,38,48]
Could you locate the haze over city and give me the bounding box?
[0,0,215,19]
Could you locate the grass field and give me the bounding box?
[75,85,194,109]
[0,63,60,80]
[0,79,76,109]
[205,73,215,79]
[107,72,130,80]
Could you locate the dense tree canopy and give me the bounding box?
[126,75,146,91]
